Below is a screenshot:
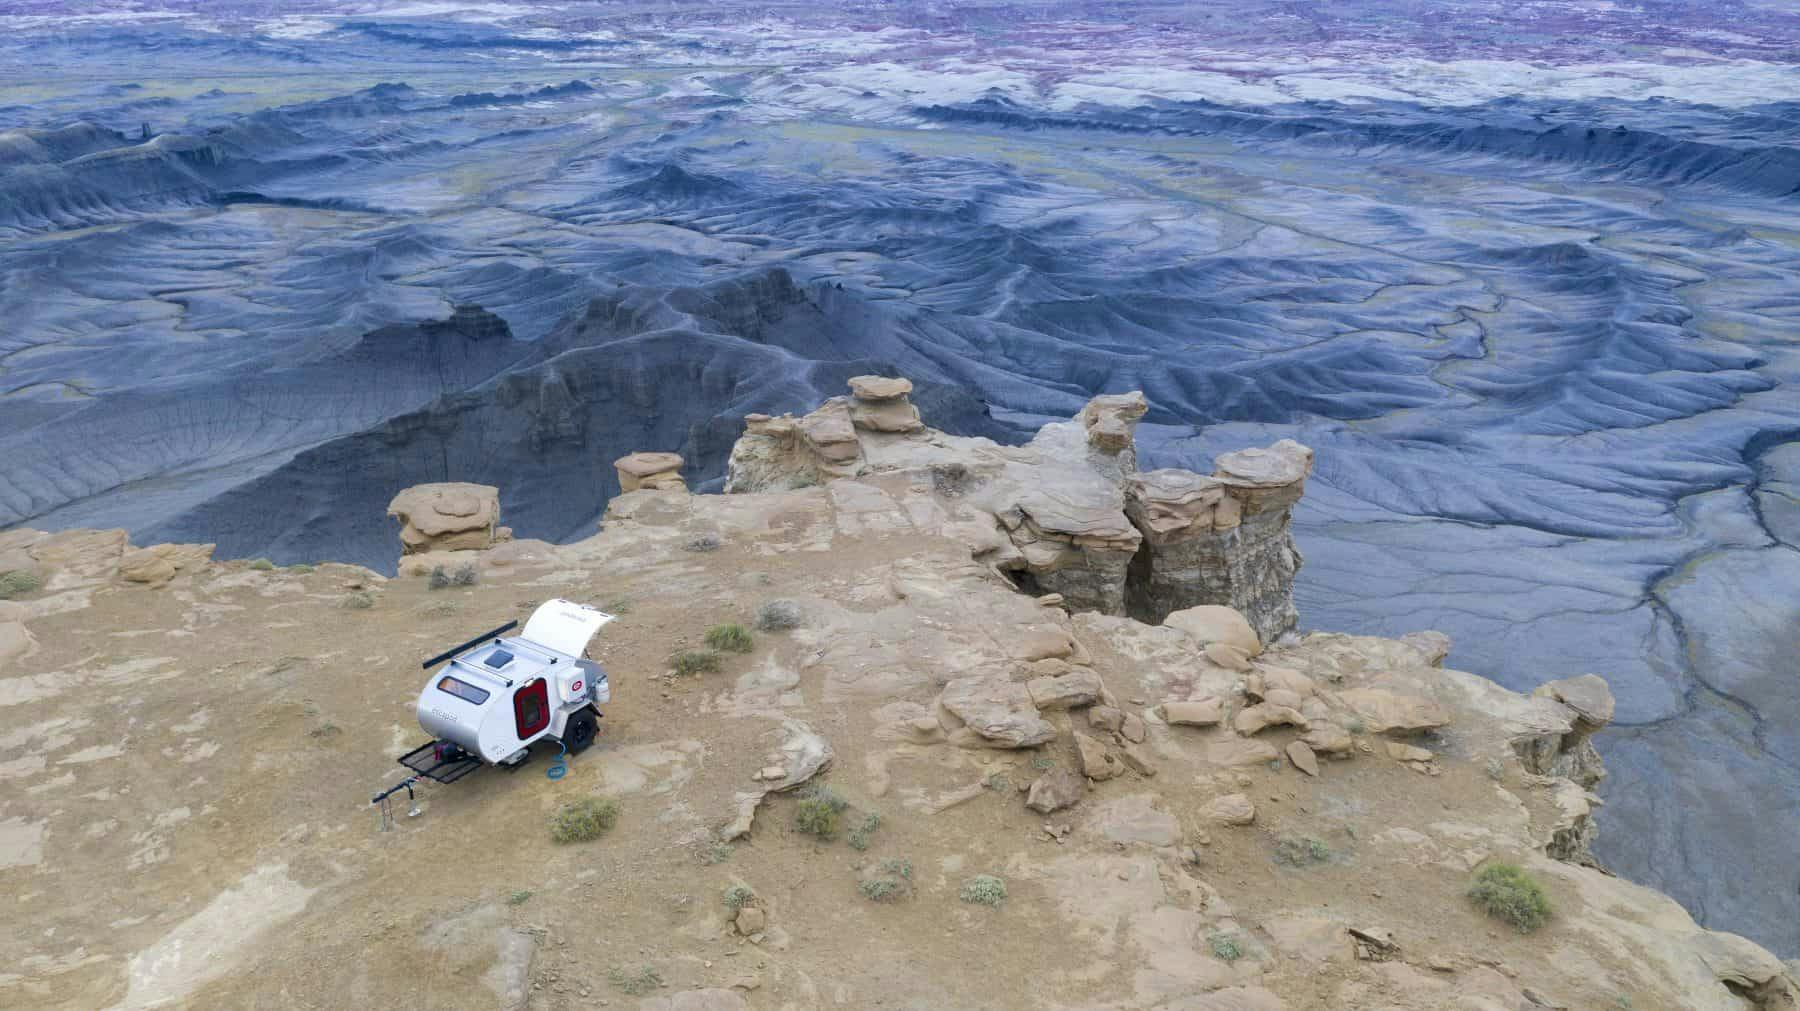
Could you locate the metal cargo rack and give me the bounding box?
[398,740,482,784]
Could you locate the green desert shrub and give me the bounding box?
[248,558,276,571]
[451,563,479,586]
[287,563,315,575]
[1468,862,1551,933]
[340,591,376,610]
[427,565,452,590]
[959,875,1007,906]
[549,797,619,844]
[671,649,721,676]
[847,812,882,851]
[607,965,662,995]
[704,623,754,653]
[1209,931,1244,962]
[722,884,755,912]
[859,858,914,902]
[683,534,721,552]
[754,599,804,632]
[0,570,42,599]
[506,890,532,906]
[1273,835,1331,867]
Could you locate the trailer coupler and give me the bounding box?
[371,775,421,832]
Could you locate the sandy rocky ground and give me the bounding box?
[3,386,1798,1011]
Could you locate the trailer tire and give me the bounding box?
[563,707,598,755]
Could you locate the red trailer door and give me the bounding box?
[514,678,550,739]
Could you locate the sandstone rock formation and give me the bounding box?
[613,451,687,493]
[723,378,1309,638]
[846,375,923,433]
[387,482,503,555]
[1125,439,1312,643]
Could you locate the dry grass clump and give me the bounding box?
[549,797,619,844]
[1468,862,1551,933]
[704,623,754,653]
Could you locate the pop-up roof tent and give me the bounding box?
[405,599,614,779]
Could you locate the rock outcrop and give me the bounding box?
[386,482,504,555]
[1124,440,1312,643]
[613,451,687,493]
[723,378,1308,636]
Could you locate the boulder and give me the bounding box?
[846,375,924,433]
[121,542,215,585]
[938,677,1056,748]
[1207,738,1282,766]
[1075,732,1125,781]
[1165,605,1263,656]
[1161,698,1225,727]
[387,483,501,555]
[613,451,686,493]
[1533,675,1615,729]
[1204,793,1257,826]
[1204,641,1253,672]
[1088,705,1124,734]
[1286,740,1320,776]
[1118,741,1157,776]
[1234,703,1308,736]
[1079,392,1149,457]
[733,906,765,936]
[1027,668,1104,711]
[1119,713,1147,743]
[1026,769,1087,813]
[1301,725,1355,757]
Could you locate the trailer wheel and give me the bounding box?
[563,707,598,755]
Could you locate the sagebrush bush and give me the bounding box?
[959,875,1007,906]
[848,812,882,851]
[1468,862,1551,933]
[340,591,376,610]
[1209,931,1244,962]
[705,623,754,653]
[427,565,451,590]
[859,859,913,902]
[549,797,619,844]
[287,563,315,575]
[683,534,721,552]
[754,599,804,632]
[451,563,479,586]
[723,884,755,912]
[1273,835,1331,867]
[795,797,841,838]
[248,558,275,571]
[0,570,42,599]
[608,965,661,995]
[671,649,720,676]
[506,890,532,906]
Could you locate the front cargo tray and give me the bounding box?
[398,740,482,784]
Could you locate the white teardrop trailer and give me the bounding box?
[388,599,614,790]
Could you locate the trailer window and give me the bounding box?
[437,675,489,705]
[514,678,549,739]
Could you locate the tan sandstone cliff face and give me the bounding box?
[0,400,1795,1011]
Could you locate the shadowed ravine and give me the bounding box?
[2,3,1799,957]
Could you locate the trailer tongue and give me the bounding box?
[387,598,615,791]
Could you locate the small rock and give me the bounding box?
[1285,740,1320,777]
[734,906,766,936]
[1387,742,1434,762]
[1164,604,1263,656]
[1088,706,1124,733]
[1349,926,1398,962]
[1301,724,1355,756]
[1118,742,1157,777]
[1026,769,1087,814]
[1160,698,1224,727]
[1202,793,1256,826]
[1119,713,1147,743]
[1075,732,1125,781]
